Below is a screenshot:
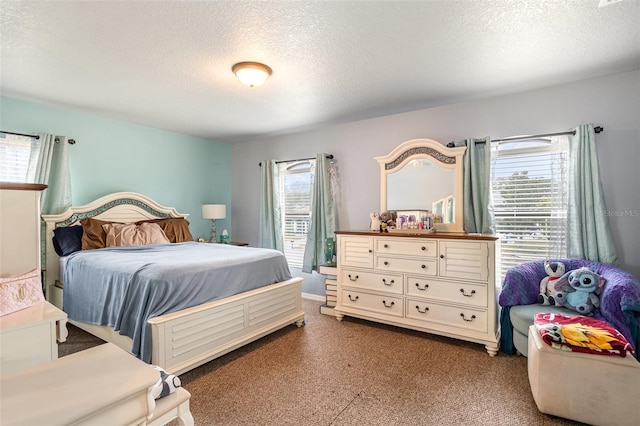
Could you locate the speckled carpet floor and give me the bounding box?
[60,298,582,426]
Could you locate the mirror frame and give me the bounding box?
[375,138,466,233]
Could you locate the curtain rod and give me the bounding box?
[446,126,603,147]
[258,154,334,167]
[0,130,76,145]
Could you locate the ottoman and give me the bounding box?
[527,325,640,426]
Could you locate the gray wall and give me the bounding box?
[232,70,640,296]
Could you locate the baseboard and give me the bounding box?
[302,292,325,302]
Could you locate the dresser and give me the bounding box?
[0,183,68,376]
[335,231,500,355]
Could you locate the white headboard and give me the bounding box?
[41,192,188,303]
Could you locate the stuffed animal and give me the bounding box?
[553,267,606,316]
[537,260,566,306]
[379,211,396,228]
[370,212,381,232]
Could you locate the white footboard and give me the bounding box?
[149,278,304,375]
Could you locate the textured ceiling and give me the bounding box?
[1,1,639,143]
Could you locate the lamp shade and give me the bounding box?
[232,62,272,88]
[202,204,226,220]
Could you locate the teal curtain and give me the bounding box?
[567,124,618,264]
[258,159,284,251]
[27,133,72,214]
[451,137,494,234]
[302,154,337,273]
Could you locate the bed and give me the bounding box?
[42,192,304,375]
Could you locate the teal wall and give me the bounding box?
[0,96,231,240]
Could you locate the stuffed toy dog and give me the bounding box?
[538,260,566,306]
[553,267,606,316]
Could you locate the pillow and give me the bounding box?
[136,218,194,243]
[150,365,181,399]
[103,222,170,247]
[80,217,113,250]
[0,268,45,316]
[52,225,83,256]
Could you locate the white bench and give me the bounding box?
[0,342,194,426]
[148,387,194,426]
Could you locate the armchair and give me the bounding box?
[499,259,640,359]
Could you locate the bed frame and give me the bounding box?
[42,192,304,375]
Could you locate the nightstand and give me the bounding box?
[0,301,68,376]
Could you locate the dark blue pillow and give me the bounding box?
[52,226,83,256]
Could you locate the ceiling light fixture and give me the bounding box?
[232,62,272,88]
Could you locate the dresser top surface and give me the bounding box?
[0,301,66,331]
[335,230,498,241]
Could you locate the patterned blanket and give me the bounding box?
[535,313,634,357]
[498,259,640,360]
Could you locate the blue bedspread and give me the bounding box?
[498,259,640,360]
[63,242,292,362]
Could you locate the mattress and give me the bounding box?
[62,242,292,362]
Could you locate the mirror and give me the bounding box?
[375,138,466,233]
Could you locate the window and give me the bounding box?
[0,134,31,182]
[279,160,315,268]
[491,136,569,278]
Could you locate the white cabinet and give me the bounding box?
[0,183,68,375]
[0,183,47,277]
[0,302,68,376]
[335,232,499,356]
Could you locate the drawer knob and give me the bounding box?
[460,289,476,297]
[369,249,373,253]
[384,244,389,248]
[348,295,359,302]
[421,246,426,251]
[382,278,395,286]
[382,300,395,308]
[415,283,429,291]
[348,274,359,281]
[440,254,444,259]
[460,313,476,322]
[415,305,429,314]
[421,264,426,269]
[384,261,389,266]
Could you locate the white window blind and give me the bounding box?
[0,135,31,182]
[279,160,315,268]
[491,137,569,278]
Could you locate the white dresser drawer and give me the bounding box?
[405,276,488,308]
[376,238,437,257]
[406,299,488,333]
[376,256,437,276]
[341,289,403,318]
[340,269,403,294]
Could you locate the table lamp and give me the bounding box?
[202,204,226,243]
